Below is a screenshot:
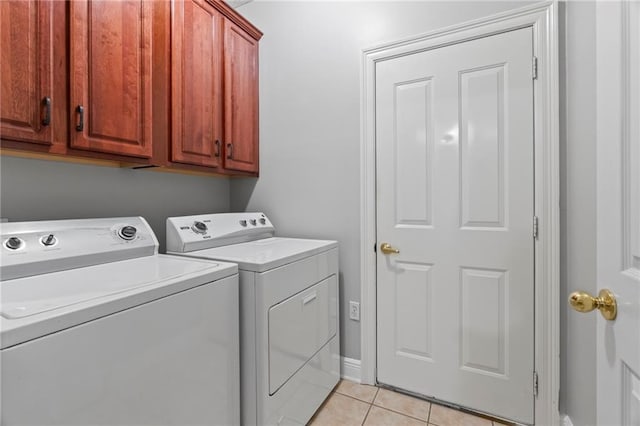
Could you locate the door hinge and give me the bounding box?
[533,216,539,240]
[533,371,539,398]
[532,56,538,80]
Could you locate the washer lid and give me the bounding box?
[171,237,338,272]
[0,255,237,348]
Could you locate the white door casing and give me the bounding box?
[375,27,534,424]
[360,3,559,426]
[595,2,640,425]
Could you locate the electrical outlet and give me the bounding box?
[349,301,360,321]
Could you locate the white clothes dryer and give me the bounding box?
[166,212,340,426]
[1,217,240,426]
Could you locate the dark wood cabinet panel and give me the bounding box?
[171,0,223,168]
[69,0,153,158]
[2,0,262,176]
[0,0,53,146]
[223,20,259,174]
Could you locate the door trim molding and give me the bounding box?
[359,2,559,424]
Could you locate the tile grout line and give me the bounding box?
[360,401,374,426]
[360,387,378,426]
[334,386,380,405]
[337,381,500,426]
[370,400,431,423]
[335,392,372,403]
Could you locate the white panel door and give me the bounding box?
[595,2,640,425]
[376,28,534,424]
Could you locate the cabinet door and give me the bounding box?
[69,0,152,158]
[223,20,259,173]
[171,0,223,168]
[0,0,53,145]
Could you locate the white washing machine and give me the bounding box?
[1,217,240,426]
[166,212,340,426]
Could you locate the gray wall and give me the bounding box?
[231,0,534,360]
[559,1,597,425]
[0,156,230,251]
[232,1,598,424]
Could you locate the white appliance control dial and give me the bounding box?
[118,226,138,241]
[166,212,276,252]
[1,217,158,281]
[192,221,208,234]
[41,234,57,247]
[5,237,23,250]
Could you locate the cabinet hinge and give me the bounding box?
[533,56,538,80]
[533,371,539,398]
[533,216,539,240]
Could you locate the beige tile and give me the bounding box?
[364,406,427,426]
[335,380,379,403]
[373,388,431,421]
[309,392,371,426]
[429,404,492,426]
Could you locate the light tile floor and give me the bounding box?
[309,380,511,426]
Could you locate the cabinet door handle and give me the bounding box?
[41,97,51,127]
[302,292,317,306]
[75,105,84,131]
[226,143,233,159]
[214,140,221,157]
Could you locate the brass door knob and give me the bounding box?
[380,243,400,255]
[569,289,617,320]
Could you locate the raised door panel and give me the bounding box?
[69,0,152,158]
[0,0,52,145]
[394,78,433,227]
[224,21,258,173]
[459,66,506,229]
[171,0,222,168]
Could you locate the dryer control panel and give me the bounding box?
[166,212,275,253]
[0,217,158,281]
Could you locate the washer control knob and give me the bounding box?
[259,218,266,225]
[41,234,57,246]
[249,219,257,226]
[192,221,208,234]
[5,237,23,250]
[239,220,247,227]
[118,226,137,240]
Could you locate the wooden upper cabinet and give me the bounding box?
[171,0,223,168]
[0,0,53,146]
[1,0,262,175]
[223,20,259,174]
[69,0,153,158]
[170,0,261,174]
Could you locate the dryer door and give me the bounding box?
[268,275,338,395]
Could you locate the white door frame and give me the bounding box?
[359,2,560,425]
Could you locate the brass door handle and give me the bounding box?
[380,243,400,255]
[569,289,617,320]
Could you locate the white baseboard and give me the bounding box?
[562,415,574,426]
[340,356,362,383]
